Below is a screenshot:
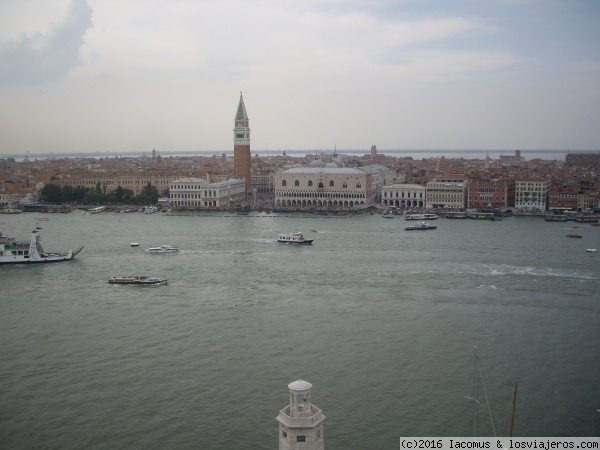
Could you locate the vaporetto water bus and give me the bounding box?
[405,214,440,220]
[405,222,437,231]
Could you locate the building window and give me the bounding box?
[308,180,313,187]
[343,182,347,188]
[297,436,305,442]
[282,180,287,187]
[295,180,299,187]
[356,183,361,188]
[318,182,324,188]
[329,180,334,187]
[282,431,287,438]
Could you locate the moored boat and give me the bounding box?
[405,213,439,220]
[405,221,437,231]
[566,234,582,238]
[108,275,167,285]
[146,245,180,253]
[0,229,83,264]
[277,232,313,244]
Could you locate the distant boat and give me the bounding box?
[88,206,106,214]
[405,221,437,231]
[108,275,167,285]
[130,243,140,247]
[566,234,582,238]
[146,245,180,253]
[405,213,439,220]
[277,232,313,245]
[587,249,597,252]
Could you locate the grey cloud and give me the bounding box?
[0,0,93,84]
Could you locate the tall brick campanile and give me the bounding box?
[233,92,251,193]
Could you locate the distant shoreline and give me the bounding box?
[2,148,598,161]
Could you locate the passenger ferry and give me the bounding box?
[0,229,83,264]
[405,222,437,231]
[88,206,106,214]
[277,232,314,245]
[146,245,180,253]
[405,213,439,220]
[108,275,167,285]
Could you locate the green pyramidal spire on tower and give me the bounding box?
[235,92,248,120]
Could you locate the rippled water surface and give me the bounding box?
[1,211,599,449]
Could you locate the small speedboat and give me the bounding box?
[108,275,167,285]
[130,243,140,247]
[586,249,597,252]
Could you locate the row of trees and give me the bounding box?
[40,182,161,205]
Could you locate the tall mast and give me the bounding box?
[509,382,518,437]
[473,346,478,437]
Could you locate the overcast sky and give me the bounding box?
[0,0,599,155]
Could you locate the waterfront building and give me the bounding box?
[233,93,252,193]
[467,178,515,210]
[0,190,27,207]
[579,188,599,211]
[251,172,274,193]
[275,165,371,210]
[276,380,325,450]
[360,164,396,203]
[382,183,426,208]
[548,185,580,211]
[425,178,468,209]
[514,178,551,211]
[274,151,395,210]
[60,172,178,196]
[169,177,245,208]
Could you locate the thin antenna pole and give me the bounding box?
[473,346,478,437]
[509,382,518,437]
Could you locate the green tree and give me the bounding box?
[72,186,89,203]
[40,183,63,203]
[61,185,74,202]
[115,186,126,203]
[138,182,159,204]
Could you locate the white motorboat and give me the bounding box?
[0,229,83,264]
[405,221,437,231]
[108,275,167,285]
[277,232,314,245]
[130,243,140,247]
[405,213,439,220]
[146,245,180,253]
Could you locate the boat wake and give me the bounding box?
[476,284,504,290]
[473,263,597,280]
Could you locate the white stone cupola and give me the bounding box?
[276,380,325,450]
